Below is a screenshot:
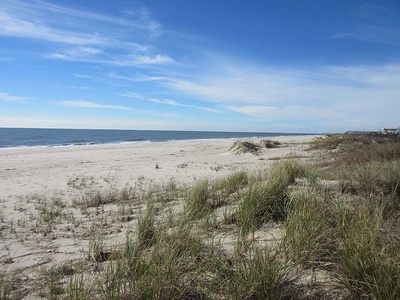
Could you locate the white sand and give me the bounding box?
[1,135,319,200]
[0,135,321,296]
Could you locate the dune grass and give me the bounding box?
[307,133,400,298]
[0,277,12,300]
[282,188,337,268]
[3,133,400,299]
[235,160,310,235]
[229,246,296,300]
[184,180,211,220]
[334,200,400,299]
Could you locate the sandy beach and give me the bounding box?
[0,135,320,297]
[1,135,319,199]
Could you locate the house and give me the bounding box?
[381,128,399,135]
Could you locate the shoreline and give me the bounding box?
[0,133,320,151]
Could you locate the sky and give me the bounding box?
[1,0,399,133]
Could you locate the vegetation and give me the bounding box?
[2,133,400,299]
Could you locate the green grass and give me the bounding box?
[229,246,296,300]
[0,276,11,300]
[282,188,336,267]
[184,180,211,220]
[88,235,114,263]
[236,160,306,235]
[215,169,249,195]
[67,273,91,300]
[136,203,156,249]
[335,202,400,299]
[35,196,64,229]
[106,223,208,299]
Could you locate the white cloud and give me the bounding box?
[51,100,176,118]
[0,0,160,41]
[49,84,89,90]
[72,73,94,79]
[120,92,219,113]
[133,54,174,65]
[224,105,334,120]
[150,98,220,113]
[0,10,110,46]
[121,7,161,37]
[112,55,400,131]
[162,58,400,130]
[0,0,169,65]
[53,101,133,111]
[0,92,25,102]
[119,92,145,100]
[47,51,174,66]
[109,73,165,82]
[166,66,335,105]
[50,46,103,61]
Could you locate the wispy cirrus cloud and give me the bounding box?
[159,58,400,130]
[0,10,113,47]
[48,84,90,90]
[53,101,133,111]
[47,50,173,66]
[0,0,170,65]
[0,92,26,102]
[120,92,220,113]
[109,73,165,82]
[0,0,160,41]
[148,98,220,113]
[51,100,176,118]
[330,3,400,47]
[134,54,174,65]
[72,73,94,80]
[167,60,400,105]
[121,7,161,37]
[223,105,339,121]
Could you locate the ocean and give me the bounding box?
[0,128,313,149]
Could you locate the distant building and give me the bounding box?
[345,130,379,135]
[381,128,400,135]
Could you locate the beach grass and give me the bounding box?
[228,245,296,300]
[334,201,400,299]
[282,187,337,268]
[3,133,400,299]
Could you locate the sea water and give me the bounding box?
[0,128,313,149]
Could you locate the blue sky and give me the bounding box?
[1,0,399,133]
